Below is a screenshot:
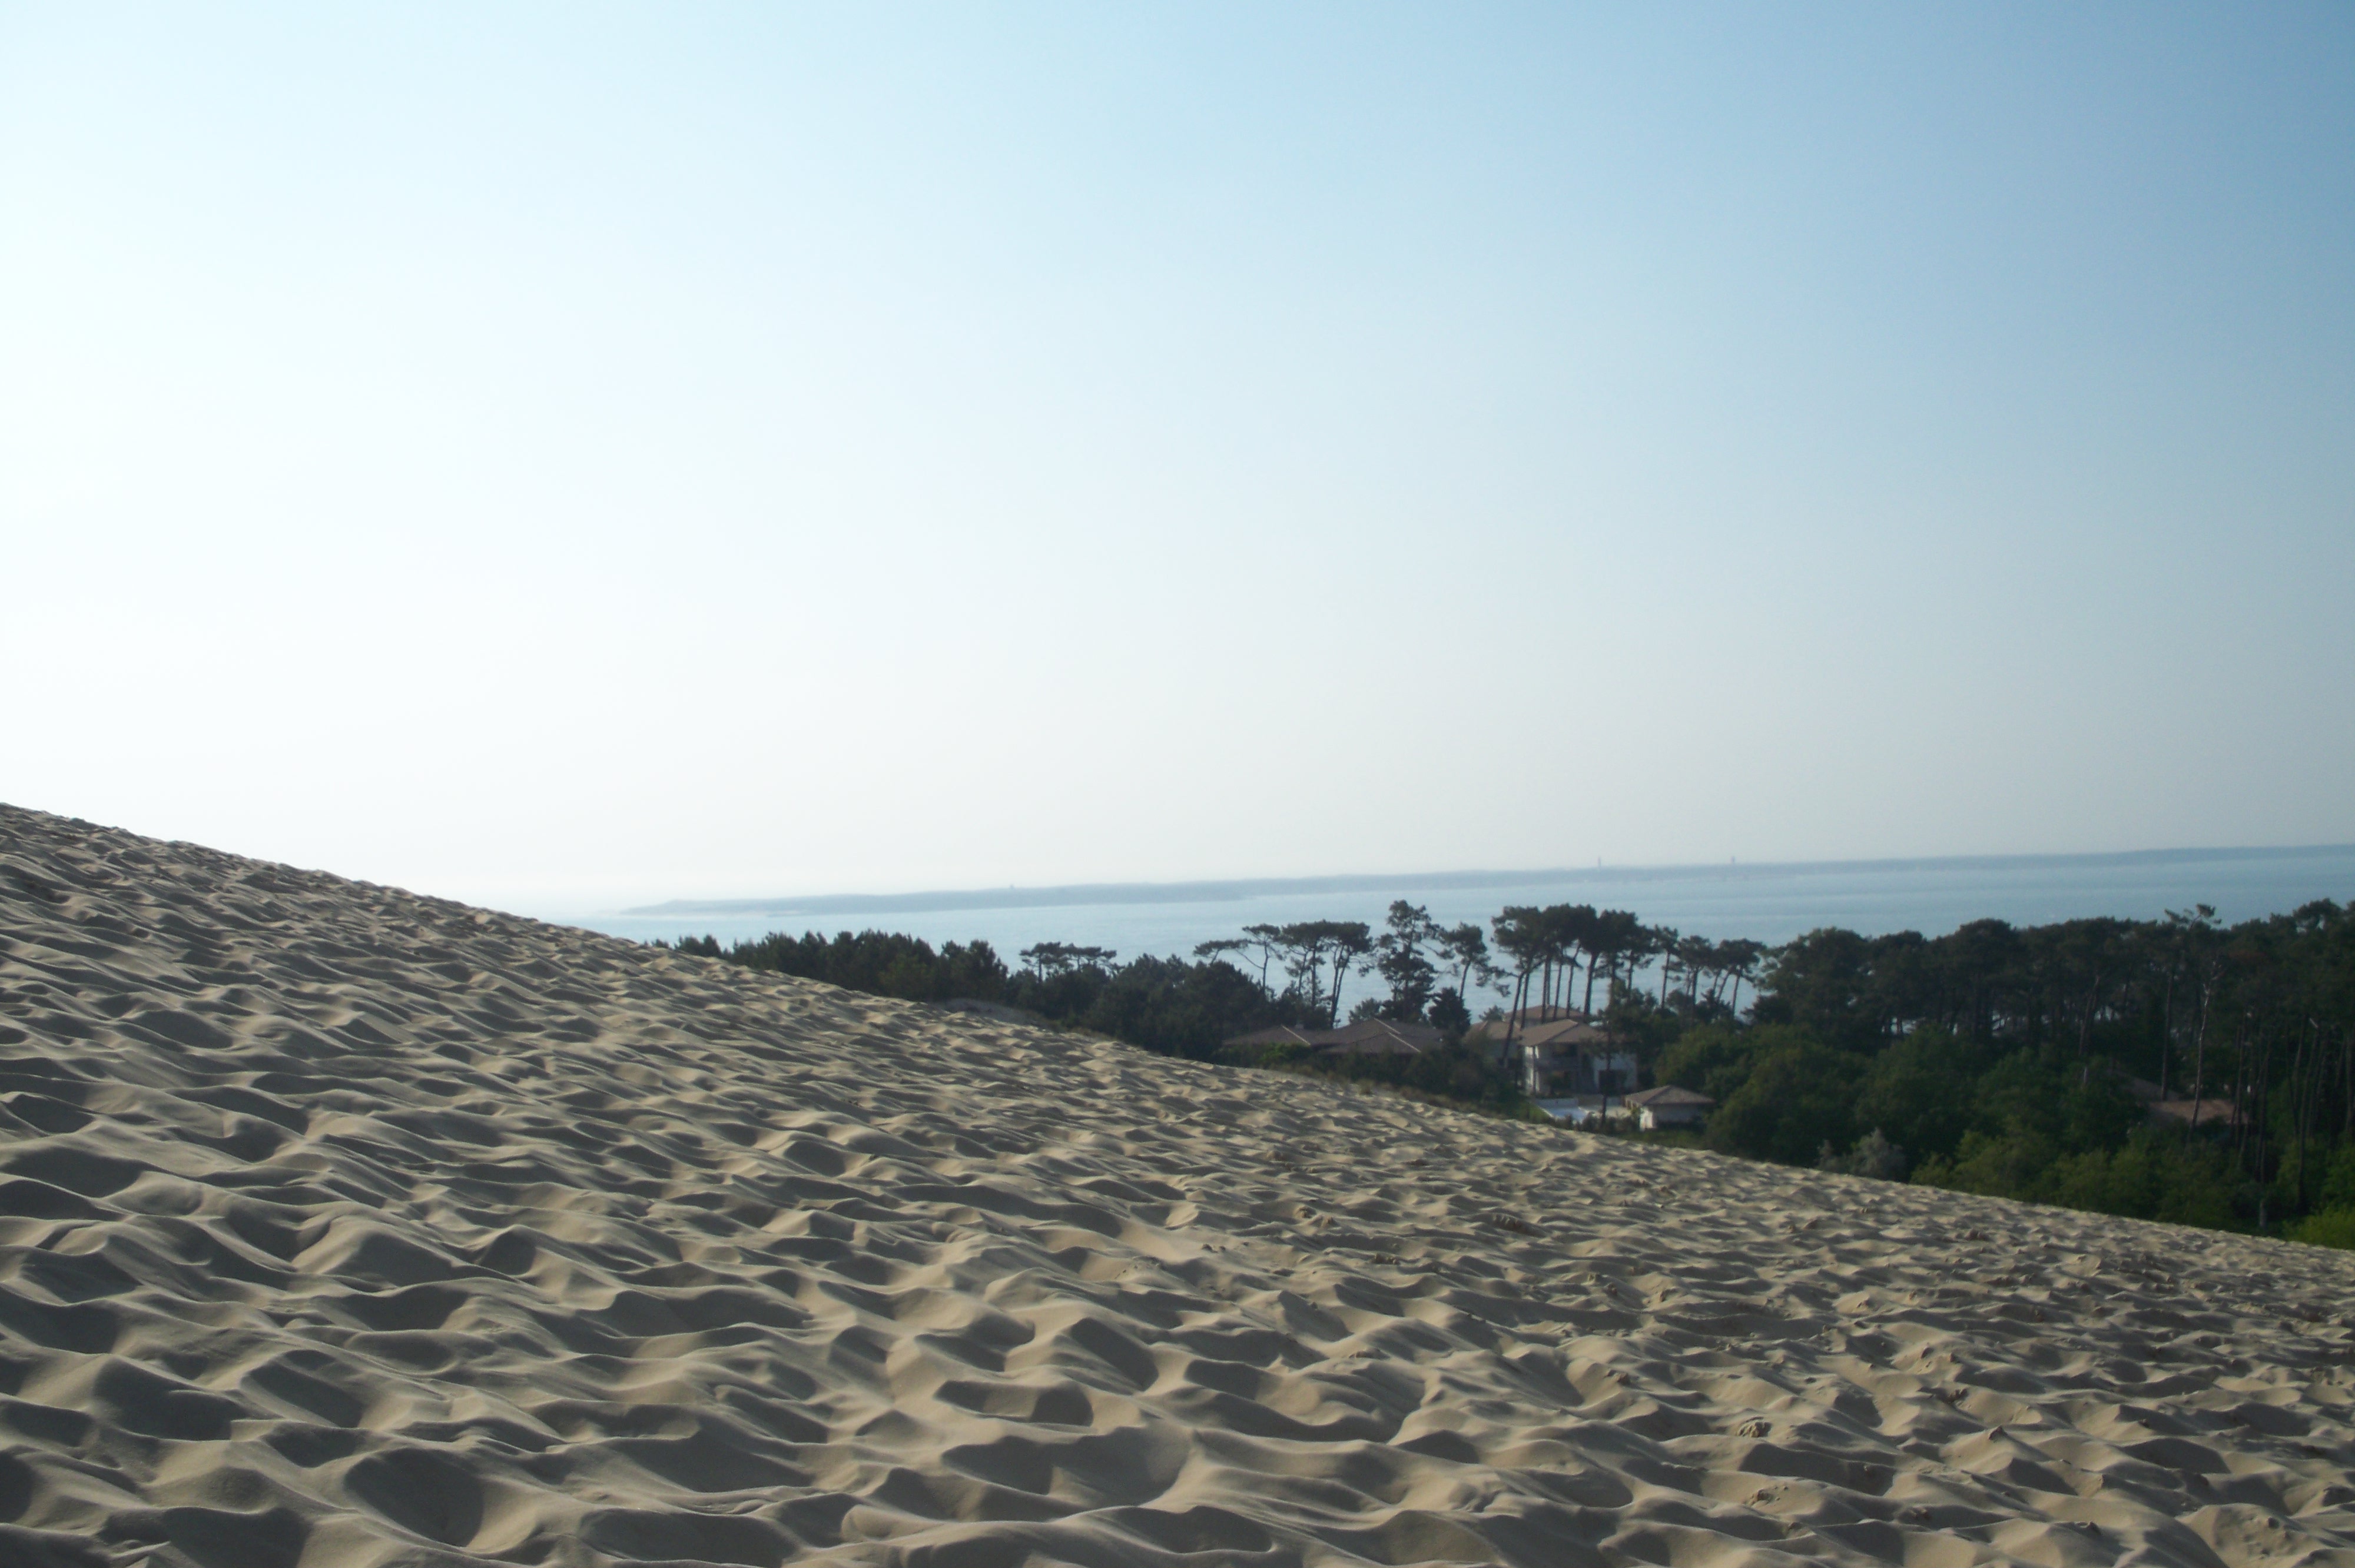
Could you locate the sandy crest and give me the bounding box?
[0,806,2351,1568]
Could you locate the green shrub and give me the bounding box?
[1915,1126,2241,1229]
[2291,1210,2355,1250]
[2320,1147,2355,1212]
[1661,1023,1820,1109]
[1856,1029,1975,1161]
[1706,1039,1867,1165]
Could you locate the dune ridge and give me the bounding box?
[1,804,2351,1568]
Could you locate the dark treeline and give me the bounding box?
[656,920,1530,1114]
[661,891,2355,1247]
[1462,895,2355,1241]
[1644,902,2355,1243]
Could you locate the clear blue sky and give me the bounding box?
[3,4,2350,912]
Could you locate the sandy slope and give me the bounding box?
[0,807,2351,1568]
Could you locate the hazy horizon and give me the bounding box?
[5,6,2350,913]
[619,842,2355,920]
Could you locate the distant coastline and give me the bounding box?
[623,843,2355,919]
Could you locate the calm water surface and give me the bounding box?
[564,847,2355,1016]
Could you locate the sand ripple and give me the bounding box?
[2,805,2353,1567]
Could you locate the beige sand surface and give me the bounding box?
[2,803,2352,1568]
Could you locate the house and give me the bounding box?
[2124,1077,2245,1131]
[1465,1009,1637,1100]
[1536,1086,1712,1131]
[1461,1004,1579,1063]
[1310,1018,1442,1057]
[2148,1097,2243,1130]
[1222,1019,1442,1058]
[1222,1024,1325,1051]
[1624,1084,1713,1130]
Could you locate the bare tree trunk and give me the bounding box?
[2157,971,2174,1102]
[2256,1034,2274,1198]
[2286,1023,2308,1214]
[2226,1025,2247,1167]
[2187,984,2213,1135]
[2297,1022,2321,1214]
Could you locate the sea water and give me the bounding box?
[566,846,2355,1016]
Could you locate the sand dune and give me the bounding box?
[1,805,2351,1567]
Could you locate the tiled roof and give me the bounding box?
[1221,1019,1444,1056]
[1627,1084,1714,1108]
[1469,1015,1615,1050]
[1222,1025,1323,1049]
